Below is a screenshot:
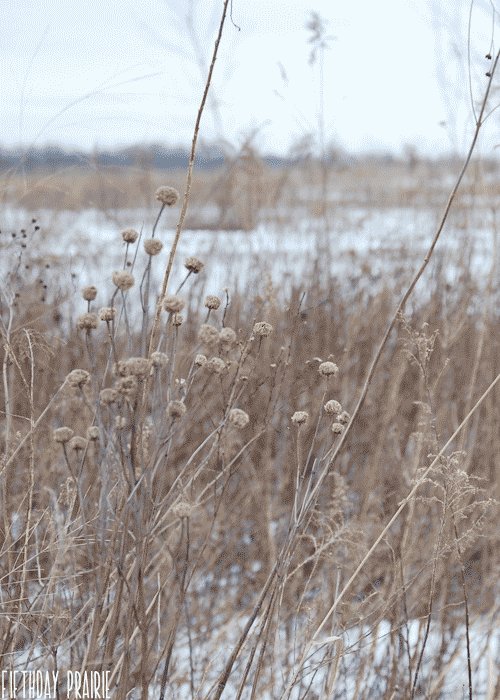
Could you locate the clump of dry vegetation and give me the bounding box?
[2,4,500,700]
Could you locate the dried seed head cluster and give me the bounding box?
[115,376,138,397]
[338,410,350,425]
[100,388,118,405]
[319,361,339,377]
[194,354,207,367]
[167,400,187,420]
[112,271,135,291]
[253,322,273,337]
[324,400,342,415]
[99,307,117,322]
[114,416,127,431]
[77,313,99,331]
[198,324,220,346]
[144,238,163,256]
[171,313,183,326]
[331,423,344,435]
[126,357,152,379]
[291,411,309,426]
[206,357,225,374]
[162,294,186,314]
[171,501,195,518]
[69,436,87,451]
[220,327,237,346]
[53,427,74,443]
[87,426,100,441]
[228,408,250,428]
[204,295,221,310]
[150,352,169,368]
[121,228,139,243]
[65,369,91,389]
[155,186,180,207]
[184,256,205,273]
[82,285,98,301]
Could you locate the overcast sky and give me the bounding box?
[1,0,499,157]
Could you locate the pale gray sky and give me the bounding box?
[0,0,499,157]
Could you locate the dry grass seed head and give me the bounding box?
[253,321,273,337]
[125,357,152,379]
[112,271,135,290]
[319,361,339,377]
[53,427,74,444]
[291,411,309,426]
[155,186,180,206]
[99,307,117,322]
[100,388,118,405]
[69,436,87,451]
[198,324,220,346]
[144,238,163,256]
[324,399,342,415]
[184,256,205,273]
[228,408,250,428]
[162,295,186,313]
[206,357,225,374]
[76,313,99,331]
[220,327,237,346]
[204,295,221,310]
[150,351,169,368]
[82,285,98,301]
[65,369,91,389]
[167,400,187,420]
[121,227,139,243]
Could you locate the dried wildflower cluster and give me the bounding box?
[228,408,250,428]
[65,369,91,389]
[99,307,117,322]
[77,313,99,331]
[253,322,273,337]
[204,295,221,310]
[318,361,339,377]
[112,271,135,291]
[171,501,195,519]
[324,398,350,436]
[53,427,74,443]
[167,400,187,420]
[151,352,169,368]
[121,227,139,243]
[291,411,309,426]
[198,324,220,346]
[162,295,186,314]
[206,357,226,374]
[144,238,163,256]
[82,285,98,301]
[155,186,180,206]
[184,256,205,273]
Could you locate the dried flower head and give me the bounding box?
[198,324,220,346]
[206,357,226,374]
[82,285,98,301]
[100,388,118,405]
[112,271,135,291]
[228,408,250,428]
[253,322,273,337]
[112,361,132,378]
[144,238,163,256]
[114,416,127,431]
[65,369,91,389]
[220,327,237,346]
[204,295,221,310]
[167,400,187,420]
[150,352,169,368]
[194,354,207,367]
[114,376,138,398]
[69,436,87,451]
[155,186,180,206]
[77,313,99,331]
[125,357,152,379]
[331,422,344,435]
[53,427,74,444]
[171,501,195,518]
[99,307,117,322]
[324,400,342,415]
[162,294,186,314]
[291,411,309,426]
[87,426,100,441]
[319,361,339,377]
[121,228,139,243]
[338,410,350,425]
[184,256,205,273]
[171,313,183,326]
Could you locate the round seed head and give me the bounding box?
[155,186,180,206]
[65,369,91,389]
[68,436,87,451]
[194,354,207,367]
[144,238,163,256]
[82,285,98,301]
[291,411,309,426]
[100,388,118,405]
[171,313,183,326]
[331,422,344,435]
[172,500,195,518]
[114,376,138,397]
[228,408,250,428]
[99,307,117,322]
[87,426,100,441]
[112,360,132,377]
[77,313,99,331]
[150,352,169,368]
[53,427,74,444]
[206,357,225,374]
[253,322,273,337]
[162,294,186,314]
[204,295,221,310]
[319,361,339,377]
[125,357,152,379]
[121,227,139,243]
[338,410,350,425]
[167,400,187,420]
[184,256,205,273]
[198,324,220,346]
[220,327,237,346]
[114,416,127,430]
[112,271,135,291]
[324,399,342,415]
